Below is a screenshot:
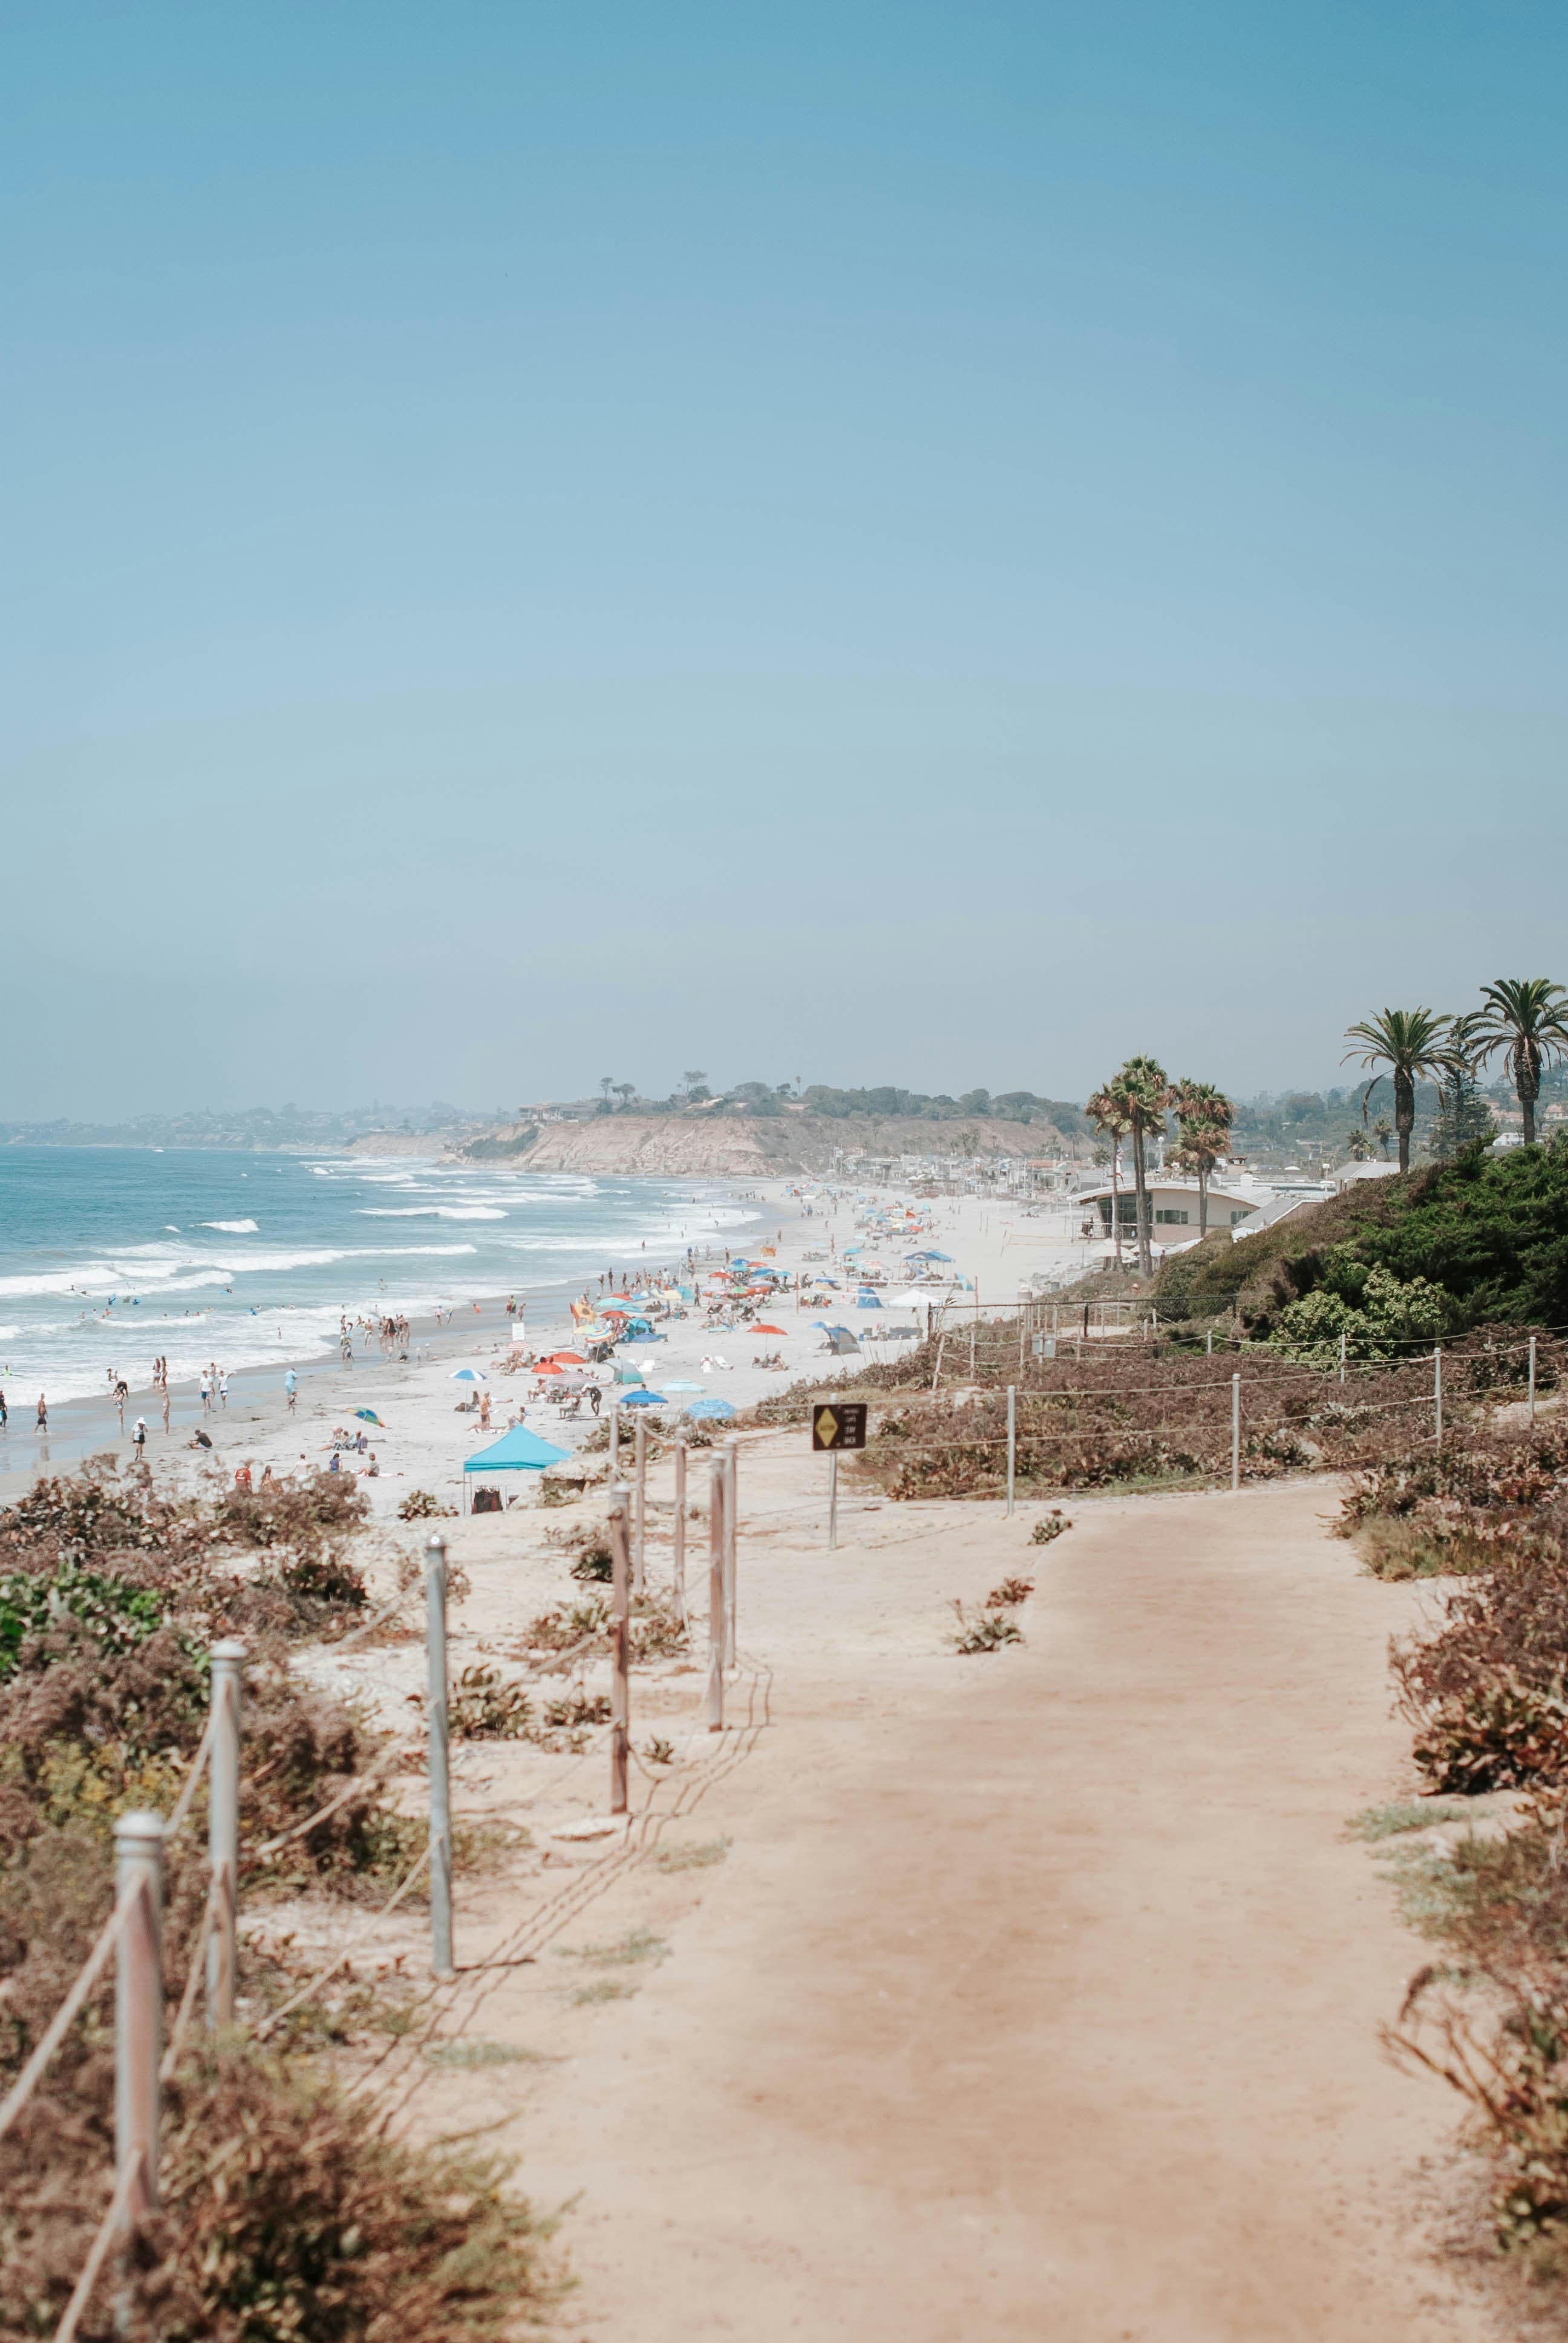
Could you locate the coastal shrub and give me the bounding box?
[2,2043,554,2340]
[446,1665,535,1741]
[1030,1510,1071,1545]
[1270,1261,1453,1367]
[987,1576,1034,1607]
[949,1604,1022,1654]
[397,1489,456,1521]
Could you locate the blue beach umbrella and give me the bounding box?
[663,1379,705,1393]
[620,1389,667,1407]
[450,1366,487,1383]
[686,1397,735,1421]
[353,1409,385,1426]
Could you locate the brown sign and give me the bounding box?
[812,1402,867,1452]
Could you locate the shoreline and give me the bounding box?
[0,1185,800,1500]
[0,1181,1093,1513]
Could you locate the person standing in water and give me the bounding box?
[36,1394,47,1433]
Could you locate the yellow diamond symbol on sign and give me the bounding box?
[815,1407,840,1447]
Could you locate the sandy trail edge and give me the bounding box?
[399,1463,1503,2342]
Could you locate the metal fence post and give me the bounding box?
[1434,1346,1443,1451]
[671,1438,688,1625]
[702,1456,726,1732]
[1005,1386,1016,1517]
[609,1495,630,1814]
[609,1399,619,1478]
[1230,1374,1241,1492]
[425,1534,454,1980]
[722,1441,738,1668]
[828,1449,838,1552]
[632,1415,647,1597]
[1529,1333,1538,1426]
[206,1639,245,2027]
[1339,1328,1347,1385]
[115,1812,163,2229]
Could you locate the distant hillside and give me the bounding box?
[454,1112,1080,1178]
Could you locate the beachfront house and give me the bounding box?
[1074,1177,1259,1240]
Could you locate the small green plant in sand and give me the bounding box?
[643,1735,675,1765]
[949,1602,1023,1654]
[654,1837,730,1872]
[1347,1798,1477,1841]
[571,1978,636,2006]
[561,1925,669,1968]
[425,2039,549,2070]
[987,1576,1034,1608]
[397,1488,456,1521]
[1030,1510,1072,1545]
[544,1688,611,1728]
[446,1665,535,1740]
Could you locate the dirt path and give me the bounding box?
[400,1457,1501,2341]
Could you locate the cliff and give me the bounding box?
[445,1113,1075,1178]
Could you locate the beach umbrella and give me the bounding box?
[620,1389,666,1407]
[601,1306,632,1319]
[450,1367,487,1383]
[663,1379,705,1393]
[753,1323,786,1336]
[353,1409,385,1427]
[686,1397,735,1421]
[533,1360,565,1375]
[926,1250,955,1262]
[543,1350,586,1366]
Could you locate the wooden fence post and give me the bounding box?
[1230,1374,1241,1492]
[1529,1334,1538,1426]
[722,1440,738,1668]
[114,1812,163,2230]
[609,1495,630,1814]
[671,1438,688,1625]
[702,1456,726,1732]
[1005,1386,1016,1517]
[632,1415,647,1596]
[206,1639,244,2027]
[1434,1346,1443,1450]
[424,1534,454,1981]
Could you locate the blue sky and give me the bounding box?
[4,2,1565,1116]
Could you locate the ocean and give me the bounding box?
[0,1148,763,1403]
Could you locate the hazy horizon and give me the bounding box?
[5,5,1564,1120]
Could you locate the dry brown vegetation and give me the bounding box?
[0,1467,555,2341]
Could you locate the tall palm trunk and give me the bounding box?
[1132,1127,1152,1275]
[1517,1042,1541,1144]
[1394,1070,1414,1172]
[1198,1158,1210,1237]
[1110,1151,1122,1267]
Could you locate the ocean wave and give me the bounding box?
[201,1219,259,1234]
[357,1206,507,1221]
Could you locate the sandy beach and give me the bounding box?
[0,1180,1094,1513]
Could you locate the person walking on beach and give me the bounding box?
[218,1371,229,1411]
[162,1384,171,1433]
[132,1417,147,1462]
[0,1389,7,1429]
[114,1381,126,1434]
[36,1394,47,1434]
[285,1368,298,1412]
[199,1370,211,1414]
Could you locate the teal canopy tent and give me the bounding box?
[462,1424,570,1512]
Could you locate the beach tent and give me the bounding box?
[462,1424,570,1511]
[856,1292,883,1309]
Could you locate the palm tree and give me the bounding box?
[1084,1087,1132,1268]
[1472,978,1568,1145]
[599,1076,615,1105]
[1105,1055,1173,1276]
[1372,1116,1393,1159]
[1169,1077,1234,1236]
[1344,1129,1374,1163]
[615,1083,636,1110]
[681,1069,708,1101]
[1341,1009,1452,1173]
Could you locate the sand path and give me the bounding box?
[398,1452,1500,2341]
